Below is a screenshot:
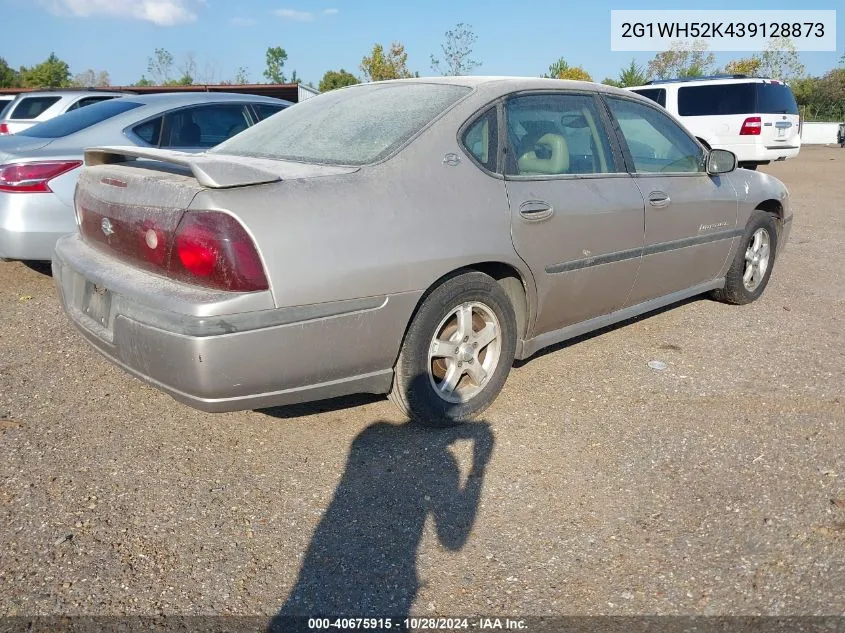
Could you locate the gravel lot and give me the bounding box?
[1,146,843,623]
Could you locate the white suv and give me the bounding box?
[0,89,133,136]
[626,76,801,170]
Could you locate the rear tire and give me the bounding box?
[713,211,778,305]
[389,272,517,427]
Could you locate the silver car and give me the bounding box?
[0,92,289,260]
[53,77,791,425]
[0,89,131,136]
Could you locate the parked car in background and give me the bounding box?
[0,89,135,136]
[0,95,17,116]
[0,92,289,260]
[838,123,845,148]
[627,75,801,170]
[53,77,791,425]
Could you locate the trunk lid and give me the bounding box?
[0,135,53,163]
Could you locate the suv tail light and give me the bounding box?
[739,116,762,136]
[0,123,10,135]
[78,203,268,292]
[0,160,82,193]
[798,115,802,137]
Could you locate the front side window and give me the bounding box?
[252,103,286,121]
[461,107,498,172]
[505,93,616,176]
[212,83,472,165]
[606,97,705,174]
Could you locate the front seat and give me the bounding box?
[177,121,201,147]
[517,133,569,175]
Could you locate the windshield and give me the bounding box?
[212,82,472,165]
[18,99,143,138]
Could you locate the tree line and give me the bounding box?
[1,25,842,120]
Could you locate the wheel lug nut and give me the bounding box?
[457,361,463,367]
[454,347,460,355]
[473,342,478,348]
[463,336,469,342]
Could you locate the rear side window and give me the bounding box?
[756,83,798,114]
[65,96,117,112]
[252,103,286,121]
[9,96,61,120]
[161,104,251,149]
[213,83,472,165]
[631,88,666,108]
[132,117,162,145]
[462,107,498,171]
[678,83,756,116]
[19,100,143,139]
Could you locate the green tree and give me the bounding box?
[602,77,623,87]
[544,58,592,81]
[19,52,70,88]
[723,57,762,76]
[360,42,416,81]
[318,69,358,91]
[647,40,716,80]
[617,58,648,87]
[0,57,20,88]
[757,38,805,81]
[146,48,174,84]
[263,46,288,83]
[430,23,481,76]
[133,75,154,87]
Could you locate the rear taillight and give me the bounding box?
[739,116,762,136]
[798,116,802,137]
[0,160,82,193]
[169,212,268,291]
[0,123,10,135]
[77,201,268,293]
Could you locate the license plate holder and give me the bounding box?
[82,281,113,330]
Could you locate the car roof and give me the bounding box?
[111,92,289,106]
[626,77,786,91]
[343,75,640,99]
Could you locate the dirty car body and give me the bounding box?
[53,77,792,422]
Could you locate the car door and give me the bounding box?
[603,95,739,307]
[503,91,645,336]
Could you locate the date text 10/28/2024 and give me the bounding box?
[306,617,528,630]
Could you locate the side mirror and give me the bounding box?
[706,149,737,175]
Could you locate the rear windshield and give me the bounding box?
[678,82,798,116]
[9,96,62,120]
[631,88,666,107]
[18,99,143,138]
[212,83,472,165]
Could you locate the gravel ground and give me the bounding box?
[0,146,843,622]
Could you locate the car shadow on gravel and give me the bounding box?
[22,261,53,276]
[268,403,494,630]
[258,393,385,419]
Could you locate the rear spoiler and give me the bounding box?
[84,146,281,189]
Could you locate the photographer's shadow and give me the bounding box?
[269,414,494,630]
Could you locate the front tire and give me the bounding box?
[389,272,517,427]
[713,211,778,305]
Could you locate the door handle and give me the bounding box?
[519,200,554,221]
[648,191,671,208]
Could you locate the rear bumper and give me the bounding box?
[53,235,419,413]
[718,141,801,164]
[0,191,76,260]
